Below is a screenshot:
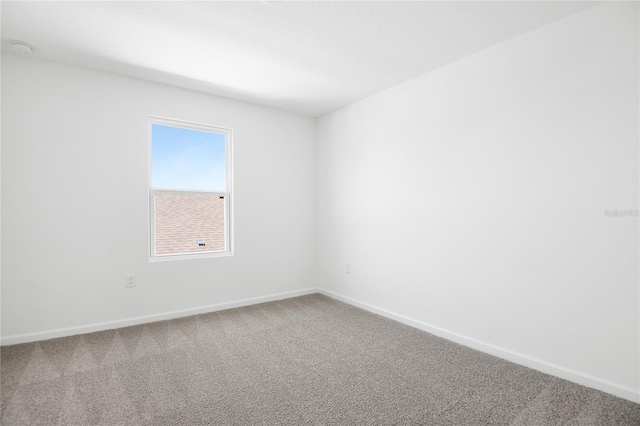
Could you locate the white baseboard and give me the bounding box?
[0,288,318,346]
[4,286,638,403]
[317,288,640,404]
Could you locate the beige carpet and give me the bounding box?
[1,294,639,425]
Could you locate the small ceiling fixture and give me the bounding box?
[11,40,34,55]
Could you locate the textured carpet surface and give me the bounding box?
[1,294,639,425]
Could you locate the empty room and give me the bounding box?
[1,1,639,424]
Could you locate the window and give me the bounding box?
[149,117,232,261]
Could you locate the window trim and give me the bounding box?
[148,116,233,262]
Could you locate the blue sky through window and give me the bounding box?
[152,124,226,191]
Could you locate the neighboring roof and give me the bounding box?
[155,193,225,256]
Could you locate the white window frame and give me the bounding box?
[148,116,233,262]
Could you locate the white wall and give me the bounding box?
[1,55,316,341]
[317,1,639,400]
[2,0,638,403]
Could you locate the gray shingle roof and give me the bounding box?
[155,193,225,255]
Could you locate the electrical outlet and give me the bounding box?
[346,263,351,274]
[125,273,136,288]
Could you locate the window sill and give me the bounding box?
[149,251,233,262]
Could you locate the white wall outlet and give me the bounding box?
[125,273,136,288]
[346,263,351,274]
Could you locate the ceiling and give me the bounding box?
[1,1,600,117]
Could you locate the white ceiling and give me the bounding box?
[1,1,600,117]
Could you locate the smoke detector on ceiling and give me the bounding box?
[11,40,34,55]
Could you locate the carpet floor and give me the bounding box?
[1,294,639,425]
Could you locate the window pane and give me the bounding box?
[151,124,226,191]
[154,192,226,256]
